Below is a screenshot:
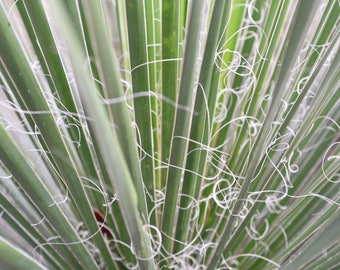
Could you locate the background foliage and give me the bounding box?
[0,0,339,269]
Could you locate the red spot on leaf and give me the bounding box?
[94,210,113,238]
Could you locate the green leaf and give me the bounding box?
[0,236,47,270]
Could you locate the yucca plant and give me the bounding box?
[0,0,339,269]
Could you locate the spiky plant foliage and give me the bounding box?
[0,0,339,269]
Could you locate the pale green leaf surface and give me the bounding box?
[0,0,339,269]
[0,236,48,270]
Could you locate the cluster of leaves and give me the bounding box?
[0,0,339,269]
